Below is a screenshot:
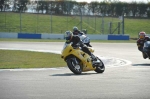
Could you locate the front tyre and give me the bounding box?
[94,57,105,73]
[66,58,82,75]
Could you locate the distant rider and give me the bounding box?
[72,26,84,36]
[137,31,150,59]
[64,31,97,64]
[72,26,92,47]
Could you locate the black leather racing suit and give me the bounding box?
[66,35,91,56]
[73,30,83,36]
[137,36,150,58]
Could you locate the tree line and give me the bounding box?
[0,0,150,18]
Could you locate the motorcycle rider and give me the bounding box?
[137,31,150,59]
[72,26,83,36]
[73,26,92,47]
[64,31,98,65]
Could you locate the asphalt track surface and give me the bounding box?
[0,42,150,99]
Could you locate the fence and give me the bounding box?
[0,11,124,35]
[0,0,124,35]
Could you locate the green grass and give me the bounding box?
[0,38,137,69]
[0,50,67,69]
[0,37,138,69]
[0,12,150,38]
[125,18,150,38]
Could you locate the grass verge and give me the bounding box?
[0,50,66,69]
[0,38,137,69]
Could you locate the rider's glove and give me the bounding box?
[79,32,84,36]
[83,44,87,47]
[73,43,80,49]
[137,44,140,47]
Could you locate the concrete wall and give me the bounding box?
[0,32,130,40]
[42,33,64,39]
[86,34,108,40]
[0,33,18,38]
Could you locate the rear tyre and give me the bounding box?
[66,58,82,75]
[94,57,105,73]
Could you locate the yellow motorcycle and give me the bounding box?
[61,43,105,74]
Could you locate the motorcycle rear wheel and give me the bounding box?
[67,58,82,75]
[94,57,105,73]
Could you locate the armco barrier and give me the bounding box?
[0,32,129,40]
[108,34,129,40]
[18,33,41,39]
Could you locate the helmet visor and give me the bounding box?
[65,31,73,41]
[140,35,145,39]
[65,36,71,40]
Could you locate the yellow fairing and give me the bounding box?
[61,44,95,71]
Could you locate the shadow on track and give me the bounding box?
[51,72,99,76]
[132,64,150,66]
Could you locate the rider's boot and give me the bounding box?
[142,52,148,59]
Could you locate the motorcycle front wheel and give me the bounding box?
[94,57,105,73]
[66,58,82,75]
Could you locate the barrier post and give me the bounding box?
[109,22,112,34]
[118,22,120,34]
